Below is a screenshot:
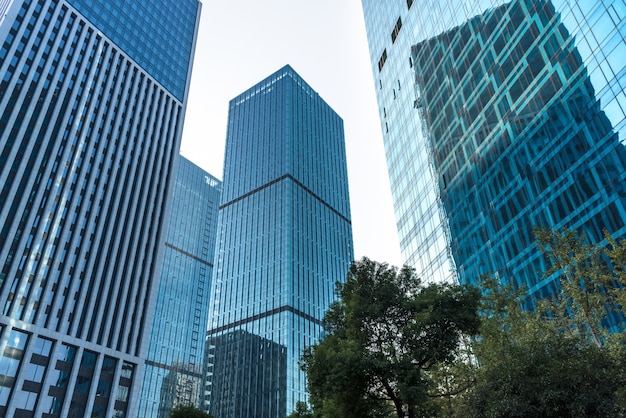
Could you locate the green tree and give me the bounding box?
[287,401,315,418]
[170,404,214,418]
[301,258,481,418]
[424,337,477,418]
[469,329,620,417]
[535,228,626,345]
[465,228,626,417]
[466,277,623,417]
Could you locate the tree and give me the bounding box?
[170,404,214,418]
[469,330,620,417]
[465,228,626,417]
[424,337,477,418]
[534,227,626,345]
[287,401,315,418]
[466,277,623,417]
[301,258,481,418]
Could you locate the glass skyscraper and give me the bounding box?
[137,156,221,418]
[0,0,200,416]
[361,0,626,303]
[205,65,354,418]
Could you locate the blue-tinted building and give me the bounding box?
[137,156,221,418]
[362,0,626,303]
[205,65,354,418]
[0,0,200,416]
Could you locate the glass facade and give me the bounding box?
[137,156,221,418]
[361,0,626,301]
[0,0,200,416]
[206,65,354,418]
[64,0,199,100]
[362,0,461,284]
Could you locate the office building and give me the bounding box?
[137,157,221,418]
[205,65,354,417]
[361,0,626,304]
[0,0,200,416]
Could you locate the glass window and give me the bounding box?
[95,356,116,398]
[32,336,53,357]
[22,362,46,383]
[0,386,11,407]
[6,329,29,350]
[12,390,37,410]
[0,356,20,377]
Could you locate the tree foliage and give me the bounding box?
[300,230,626,417]
[534,228,626,342]
[467,276,623,417]
[465,228,626,417]
[301,258,481,418]
[287,401,315,418]
[170,404,214,418]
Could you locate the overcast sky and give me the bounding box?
[180,0,403,267]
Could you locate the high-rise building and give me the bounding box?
[137,156,221,418]
[361,0,626,304]
[205,65,354,418]
[0,0,200,416]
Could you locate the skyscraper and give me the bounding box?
[137,156,221,418]
[0,0,200,416]
[361,0,626,303]
[205,65,354,418]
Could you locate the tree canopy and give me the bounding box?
[298,229,626,417]
[464,228,626,417]
[170,404,214,418]
[300,258,481,418]
[466,276,624,417]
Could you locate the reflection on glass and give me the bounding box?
[410,0,626,323]
[156,362,203,418]
[205,330,287,418]
[137,157,221,418]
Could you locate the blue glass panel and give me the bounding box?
[137,157,221,417]
[66,0,199,99]
[206,66,353,417]
[361,0,626,325]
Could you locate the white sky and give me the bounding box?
[180,0,403,267]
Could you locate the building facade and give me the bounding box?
[0,0,200,416]
[361,0,626,301]
[137,157,221,418]
[205,65,354,418]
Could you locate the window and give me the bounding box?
[378,49,387,72]
[391,17,403,43]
